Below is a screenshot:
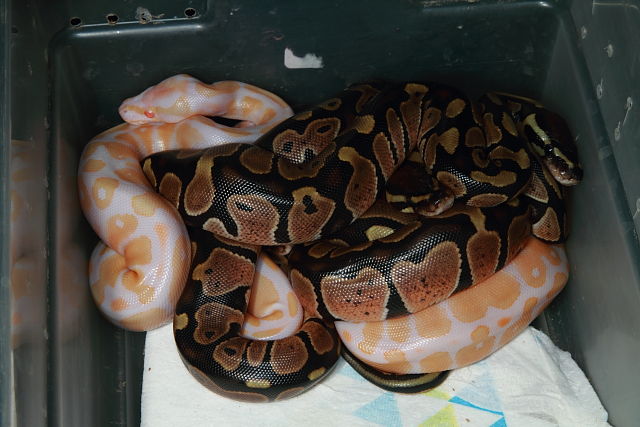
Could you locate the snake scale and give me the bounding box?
[134,79,581,400]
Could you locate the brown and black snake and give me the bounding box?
[140,81,582,401]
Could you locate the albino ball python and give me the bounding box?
[77,75,293,331]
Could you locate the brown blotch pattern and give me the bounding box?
[277,142,336,180]
[467,231,501,284]
[467,193,509,207]
[421,134,439,170]
[193,247,254,296]
[419,107,441,138]
[289,269,322,319]
[338,147,379,217]
[482,113,502,145]
[523,171,549,203]
[438,128,460,154]
[193,302,244,345]
[159,173,182,209]
[273,118,341,164]
[184,151,216,216]
[225,194,280,244]
[213,337,249,371]
[465,126,485,148]
[507,209,532,261]
[386,108,406,163]
[239,146,274,174]
[373,133,397,180]
[392,241,462,313]
[501,112,518,136]
[349,114,376,134]
[401,83,428,145]
[246,340,268,367]
[533,207,561,242]
[446,98,466,118]
[288,187,336,242]
[270,336,308,375]
[300,321,335,354]
[321,267,389,321]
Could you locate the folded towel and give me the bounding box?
[141,326,609,426]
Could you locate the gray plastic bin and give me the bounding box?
[1,0,638,425]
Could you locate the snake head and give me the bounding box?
[524,111,583,186]
[385,161,456,216]
[542,143,583,186]
[118,74,197,125]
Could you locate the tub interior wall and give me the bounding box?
[3,1,639,426]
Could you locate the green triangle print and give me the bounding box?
[353,392,402,427]
[419,404,459,427]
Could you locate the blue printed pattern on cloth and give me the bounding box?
[338,360,507,426]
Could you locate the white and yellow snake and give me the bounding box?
[77,75,293,331]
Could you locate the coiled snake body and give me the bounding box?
[139,80,581,400]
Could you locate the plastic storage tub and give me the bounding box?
[1,0,638,425]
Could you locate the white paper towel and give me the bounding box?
[141,326,609,426]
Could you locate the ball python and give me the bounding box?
[140,81,582,400]
[336,237,569,375]
[77,74,293,331]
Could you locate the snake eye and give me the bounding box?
[544,143,556,158]
[144,110,155,119]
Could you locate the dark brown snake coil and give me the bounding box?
[141,81,582,401]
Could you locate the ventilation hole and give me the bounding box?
[106,13,119,24]
[184,7,197,18]
[69,17,82,27]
